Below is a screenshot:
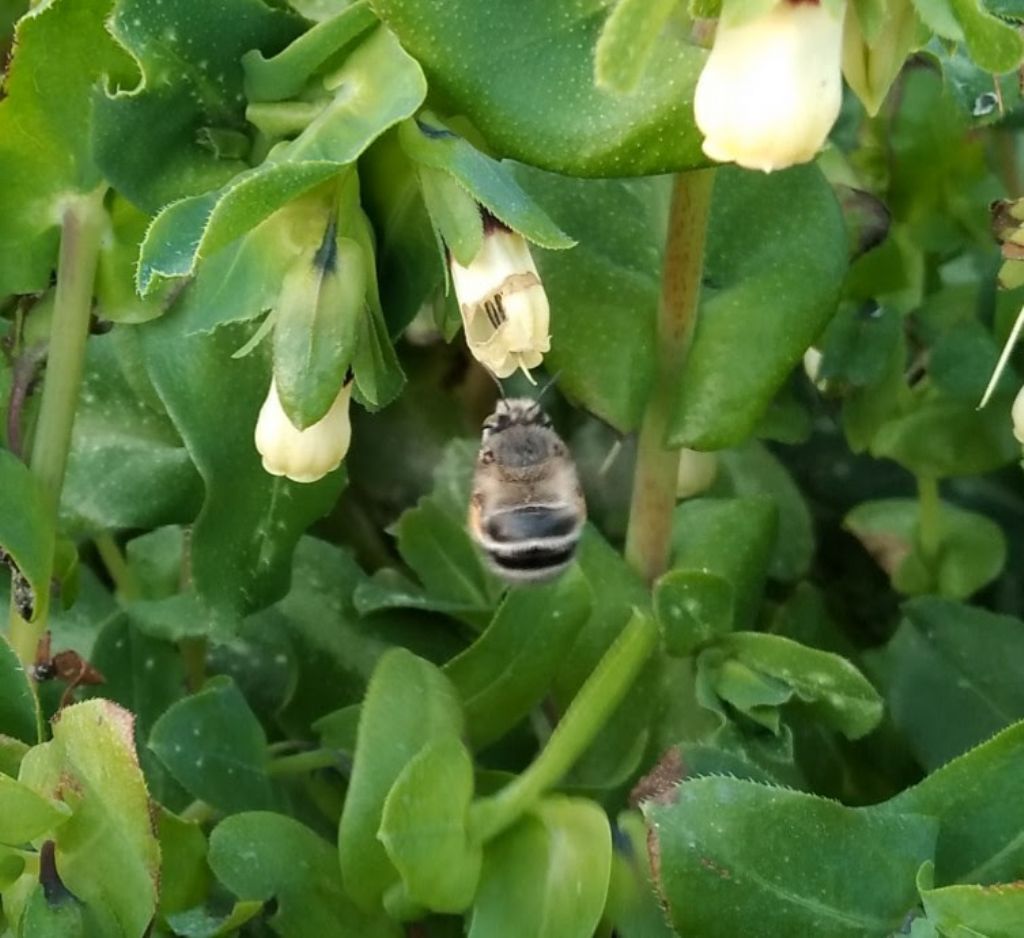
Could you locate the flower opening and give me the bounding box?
[449,221,551,379]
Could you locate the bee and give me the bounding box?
[468,396,586,584]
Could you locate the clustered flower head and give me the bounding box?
[695,0,845,172]
[448,216,551,380]
[255,377,353,484]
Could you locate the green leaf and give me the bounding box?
[157,808,209,917]
[165,901,263,938]
[0,634,39,745]
[339,649,464,911]
[210,812,400,937]
[0,0,133,293]
[886,720,1024,885]
[398,118,574,251]
[874,598,1024,770]
[604,812,677,938]
[139,318,345,618]
[949,0,1024,73]
[444,568,592,749]
[136,162,342,295]
[396,495,499,611]
[594,0,680,95]
[670,165,848,448]
[93,0,303,211]
[149,676,273,814]
[645,777,938,938]
[379,736,482,913]
[372,0,707,177]
[18,884,85,938]
[658,497,778,655]
[61,332,203,536]
[844,498,1007,599]
[18,700,160,938]
[0,450,54,624]
[512,169,668,431]
[919,862,1024,937]
[717,442,815,582]
[468,797,612,938]
[0,775,69,846]
[415,164,484,268]
[242,1,377,102]
[718,632,884,740]
[870,397,1019,478]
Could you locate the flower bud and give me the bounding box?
[694,0,845,173]
[254,378,352,483]
[1013,384,1024,445]
[676,449,719,499]
[449,220,550,379]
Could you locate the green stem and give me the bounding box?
[266,747,340,777]
[917,476,942,562]
[624,169,716,584]
[8,187,107,665]
[94,533,141,601]
[468,610,659,843]
[179,637,208,694]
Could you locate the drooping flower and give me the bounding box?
[254,378,352,483]
[449,219,550,379]
[694,0,845,173]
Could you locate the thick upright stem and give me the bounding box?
[625,170,715,584]
[8,188,107,664]
[917,476,942,562]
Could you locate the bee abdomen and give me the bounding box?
[477,505,581,584]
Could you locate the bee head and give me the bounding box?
[481,397,552,439]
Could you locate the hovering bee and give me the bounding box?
[468,397,586,584]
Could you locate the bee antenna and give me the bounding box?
[531,370,562,411]
[483,366,508,402]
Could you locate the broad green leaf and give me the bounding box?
[604,812,677,938]
[18,700,160,938]
[874,598,1024,769]
[0,775,69,846]
[670,165,848,448]
[398,118,574,251]
[556,527,659,790]
[0,450,54,623]
[870,397,1019,478]
[136,162,342,295]
[243,1,377,102]
[93,0,303,211]
[845,497,1006,599]
[339,649,464,910]
[718,632,884,740]
[818,303,904,389]
[948,0,1024,73]
[886,720,1024,885]
[139,318,345,618]
[468,797,613,938]
[645,777,938,938]
[18,884,85,938]
[513,168,668,431]
[717,442,815,582]
[919,862,1024,936]
[354,568,490,619]
[0,736,30,778]
[415,163,485,267]
[0,635,38,745]
[165,901,263,938]
[61,332,203,536]
[594,0,680,94]
[210,812,400,938]
[372,0,707,177]
[157,808,209,917]
[658,497,777,655]
[0,0,133,294]
[379,736,481,913]
[149,676,273,814]
[395,496,499,611]
[444,568,592,749]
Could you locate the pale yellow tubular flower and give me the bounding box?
[695,0,845,173]
[1013,385,1024,445]
[449,221,550,380]
[254,378,352,483]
